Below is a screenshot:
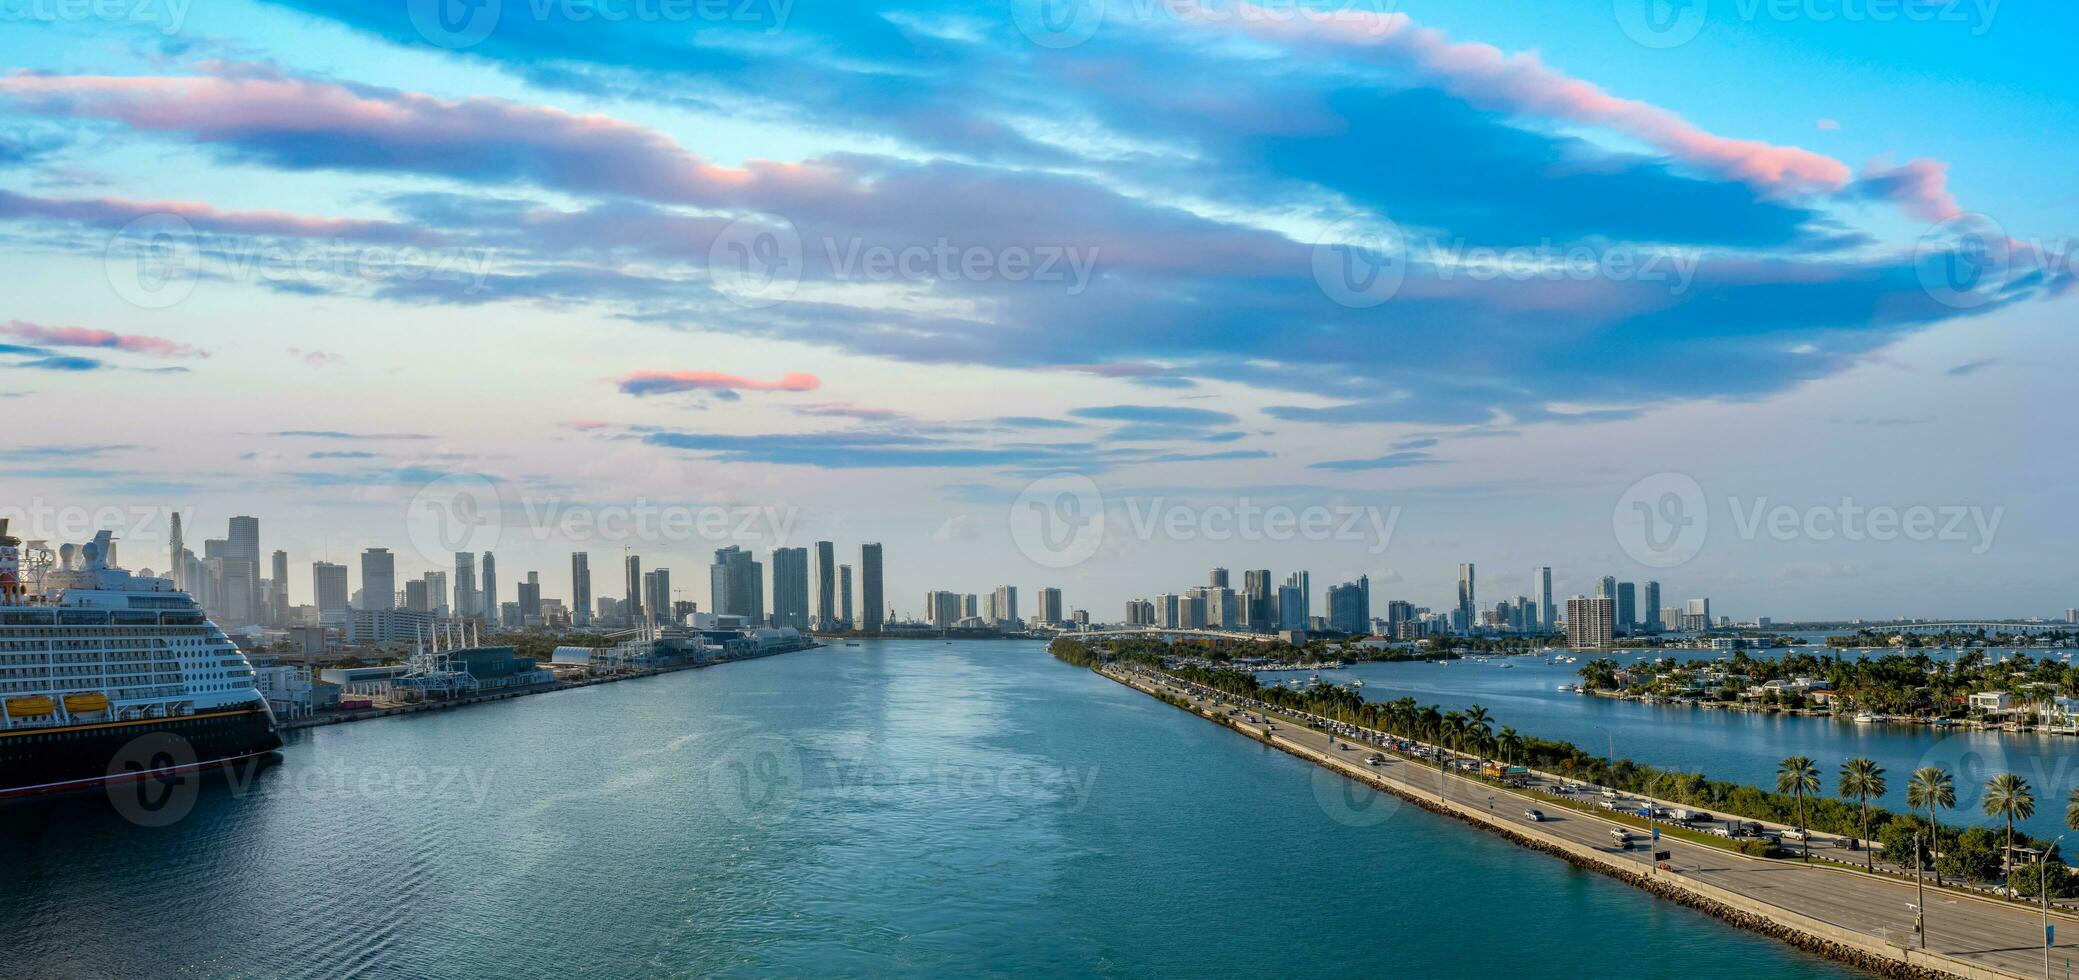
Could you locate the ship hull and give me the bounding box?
[0,703,283,801]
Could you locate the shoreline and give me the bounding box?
[1098,663,2051,980]
[280,642,823,731]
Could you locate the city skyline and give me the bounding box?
[0,4,2073,619]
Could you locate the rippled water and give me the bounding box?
[1276,652,2079,840]
[1,640,1854,978]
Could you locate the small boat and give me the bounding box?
[1852,713,1878,724]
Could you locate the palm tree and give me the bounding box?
[1777,755,1821,861]
[1982,773,2035,899]
[1908,767,1956,886]
[2067,787,2079,833]
[1838,758,1886,872]
[1497,727,1524,765]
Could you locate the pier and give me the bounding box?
[1104,664,2073,980]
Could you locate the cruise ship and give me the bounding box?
[0,522,282,800]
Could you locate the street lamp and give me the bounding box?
[1915,831,1927,950]
[2043,832,2067,980]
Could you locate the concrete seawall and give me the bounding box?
[1105,668,2022,980]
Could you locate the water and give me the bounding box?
[1,640,1853,978]
[1273,652,2079,840]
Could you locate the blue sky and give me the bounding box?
[0,0,2071,621]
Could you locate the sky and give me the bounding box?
[0,0,2072,622]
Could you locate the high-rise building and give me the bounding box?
[1566,595,1614,649]
[925,590,962,627]
[860,543,884,633]
[167,512,185,590]
[227,515,259,562]
[1209,567,1229,589]
[1243,569,1272,631]
[270,549,289,623]
[1036,587,1064,626]
[710,546,766,623]
[1642,581,1662,633]
[423,570,447,616]
[1177,589,1206,629]
[481,552,498,624]
[839,564,854,628]
[1156,593,1180,628]
[1533,566,1554,631]
[1682,598,1712,632]
[1457,563,1476,633]
[814,541,836,630]
[624,554,643,625]
[313,561,349,618]
[571,552,592,627]
[359,548,395,611]
[1596,575,1617,599]
[519,573,542,620]
[1326,575,1370,634]
[454,552,479,618]
[1276,584,1306,631]
[404,577,431,612]
[772,546,810,630]
[1615,582,1637,635]
[644,568,672,626]
[962,593,979,619]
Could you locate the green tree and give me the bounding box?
[1982,773,2035,899]
[1777,755,1821,862]
[1838,758,1887,872]
[2066,786,2079,833]
[1907,767,1956,887]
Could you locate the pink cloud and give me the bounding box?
[0,320,204,359]
[1182,5,1859,197]
[561,419,615,430]
[616,370,822,397]
[1851,158,1962,223]
[0,72,792,207]
[0,188,429,242]
[1817,119,1840,131]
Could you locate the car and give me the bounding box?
[1365,754,1385,766]
[1524,809,1545,822]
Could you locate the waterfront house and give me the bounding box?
[1969,691,2013,713]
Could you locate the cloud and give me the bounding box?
[1310,451,1441,471]
[993,416,1083,429]
[1848,158,1961,222]
[0,189,432,242]
[616,370,821,397]
[268,429,436,440]
[289,347,346,367]
[1944,358,1997,377]
[308,450,378,459]
[8,355,105,372]
[1067,405,1238,426]
[0,320,204,359]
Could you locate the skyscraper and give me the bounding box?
[991,585,1018,625]
[167,512,185,590]
[1036,587,1063,626]
[839,564,854,628]
[227,515,259,562]
[270,549,289,623]
[814,540,836,630]
[1596,575,1617,599]
[644,567,672,626]
[313,561,349,618]
[481,552,498,624]
[1209,567,1229,589]
[454,552,477,618]
[860,543,884,634]
[1243,569,1272,631]
[1566,594,1614,649]
[571,552,592,627]
[1642,580,1662,633]
[1533,566,1554,632]
[1615,582,1637,635]
[625,554,642,625]
[359,548,394,611]
[711,546,766,623]
[1456,563,1475,633]
[1326,575,1370,634]
[1276,584,1305,631]
[772,546,810,630]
